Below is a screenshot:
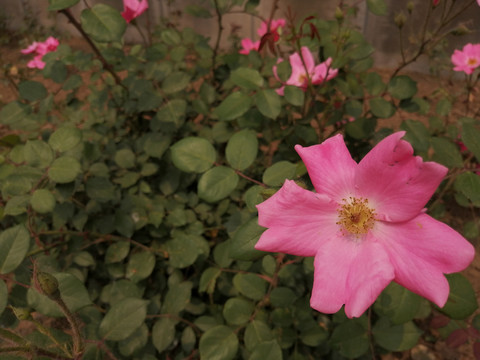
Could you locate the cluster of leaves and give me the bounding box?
[0,0,479,359]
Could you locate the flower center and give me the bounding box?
[467,57,478,67]
[336,197,376,236]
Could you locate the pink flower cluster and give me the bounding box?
[273,46,338,95]
[239,18,286,55]
[21,37,59,69]
[451,43,480,75]
[255,132,474,318]
[121,0,149,23]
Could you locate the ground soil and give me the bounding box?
[0,38,479,360]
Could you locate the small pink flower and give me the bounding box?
[255,132,474,318]
[258,18,286,41]
[122,0,149,23]
[451,43,480,75]
[433,0,440,6]
[21,37,59,70]
[273,46,338,95]
[239,38,260,55]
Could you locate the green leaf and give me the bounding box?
[199,325,238,360]
[31,189,56,214]
[230,67,264,89]
[48,127,82,153]
[255,89,281,119]
[370,98,395,118]
[400,119,430,153]
[162,71,191,94]
[199,267,222,294]
[48,156,81,183]
[262,161,297,187]
[373,317,423,352]
[388,76,417,100]
[105,241,130,264]
[454,172,480,205]
[374,282,422,324]
[99,298,148,341]
[161,281,192,314]
[365,72,384,96]
[430,137,463,168]
[213,92,252,121]
[119,323,149,357]
[461,122,480,163]
[270,287,297,308]
[165,233,206,268]
[0,225,30,274]
[142,133,171,159]
[27,273,92,316]
[249,340,282,360]
[48,0,80,11]
[233,273,267,301]
[229,217,266,261]
[367,0,387,15]
[0,101,29,126]
[284,85,305,106]
[152,317,176,353]
[198,166,239,202]
[225,129,258,170]
[80,4,126,43]
[114,148,136,169]
[170,137,216,173]
[18,81,47,101]
[126,251,155,282]
[244,320,274,351]
[223,297,255,325]
[436,98,452,116]
[85,177,116,202]
[24,140,54,169]
[331,320,369,358]
[0,279,7,316]
[440,273,478,319]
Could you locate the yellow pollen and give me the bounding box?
[467,57,478,66]
[336,197,376,236]
[298,73,308,85]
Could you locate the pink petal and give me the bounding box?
[256,180,338,257]
[355,132,447,222]
[257,21,268,37]
[311,58,338,84]
[295,135,357,203]
[376,214,475,307]
[21,42,38,54]
[310,236,394,317]
[299,46,315,72]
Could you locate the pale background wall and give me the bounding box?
[1,0,480,70]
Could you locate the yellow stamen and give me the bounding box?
[336,197,376,236]
[467,57,478,66]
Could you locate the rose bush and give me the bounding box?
[0,0,479,359]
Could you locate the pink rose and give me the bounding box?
[122,0,149,23]
[451,43,480,75]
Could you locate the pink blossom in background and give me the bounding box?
[273,46,338,95]
[239,38,260,55]
[122,0,149,23]
[257,18,286,41]
[451,43,480,75]
[21,36,59,69]
[433,0,440,6]
[255,132,475,318]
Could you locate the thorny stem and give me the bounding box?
[211,0,223,81]
[55,297,84,358]
[58,9,124,87]
[0,346,72,360]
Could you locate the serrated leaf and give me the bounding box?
[223,297,255,325]
[31,189,56,214]
[170,137,216,173]
[162,71,191,94]
[161,281,192,314]
[80,4,126,43]
[213,92,252,121]
[199,325,239,360]
[198,166,239,202]
[0,225,30,274]
[400,119,430,153]
[233,273,267,301]
[461,122,480,163]
[373,318,422,352]
[230,67,264,89]
[230,217,266,261]
[18,81,47,102]
[370,97,395,118]
[262,161,297,187]
[24,140,54,169]
[331,320,369,358]
[440,273,478,319]
[225,129,258,170]
[48,127,82,152]
[126,251,155,282]
[255,89,281,119]
[99,298,147,341]
[388,76,417,100]
[431,137,463,168]
[48,156,81,183]
[152,317,176,353]
[374,282,422,324]
[454,172,480,205]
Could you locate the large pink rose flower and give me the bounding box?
[122,0,149,23]
[273,46,338,95]
[255,132,475,318]
[451,43,480,75]
[21,36,59,69]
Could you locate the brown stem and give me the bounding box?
[55,298,84,358]
[58,9,124,87]
[211,0,223,80]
